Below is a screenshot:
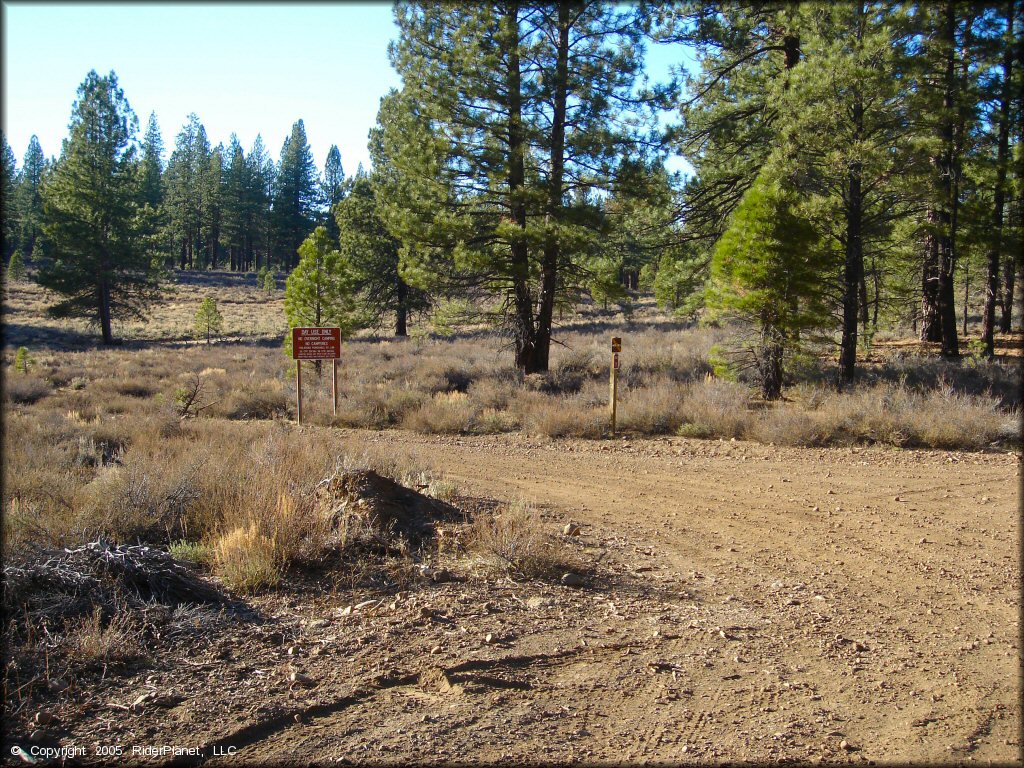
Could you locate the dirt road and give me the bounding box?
[38,432,1020,766]
[331,431,1020,765]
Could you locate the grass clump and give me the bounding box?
[465,499,573,580]
[66,606,147,669]
[213,524,280,593]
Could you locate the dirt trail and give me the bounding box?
[341,431,1020,764]
[36,432,1019,766]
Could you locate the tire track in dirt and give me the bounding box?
[356,431,1019,763]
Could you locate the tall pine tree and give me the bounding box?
[37,70,165,344]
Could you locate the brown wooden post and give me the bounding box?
[610,337,621,435]
[332,358,338,417]
[296,360,303,426]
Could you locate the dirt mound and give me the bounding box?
[2,539,226,630]
[316,469,461,544]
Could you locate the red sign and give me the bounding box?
[292,327,341,360]
[613,352,620,370]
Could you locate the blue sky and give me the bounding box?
[2,2,692,177]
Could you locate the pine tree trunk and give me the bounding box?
[839,22,865,387]
[99,281,114,345]
[534,2,571,375]
[504,1,536,374]
[395,276,408,337]
[758,328,784,401]
[839,156,863,385]
[921,212,942,342]
[934,2,959,357]
[982,1,1014,354]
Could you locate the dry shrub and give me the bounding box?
[476,407,519,433]
[519,394,606,438]
[403,391,477,434]
[465,500,571,580]
[620,381,687,434]
[677,378,750,439]
[4,374,51,404]
[66,605,146,668]
[750,405,830,447]
[218,381,289,420]
[212,524,280,593]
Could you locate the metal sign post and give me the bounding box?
[291,327,342,426]
[610,336,621,435]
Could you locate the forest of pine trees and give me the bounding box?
[1,2,1021,384]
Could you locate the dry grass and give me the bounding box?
[464,499,575,581]
[66,605,147,669]
[3,273,1020,568]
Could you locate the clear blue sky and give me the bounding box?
[2,2,692,177]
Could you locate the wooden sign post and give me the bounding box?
[291,327,342,425]
[610,336,621,435]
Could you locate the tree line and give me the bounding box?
[2,99,342,279]
[3,1,1021,399]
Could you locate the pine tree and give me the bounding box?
[165,114,212,269]
[322,145,345,238]
[706,171,827,400]
[377,2,663,373]
[194,296,223,343]
[271,120,319,269]
[15,135,48,260]
[7,249,26,282]
[36,70,166,345]
[1,133,17,262]
[245,135,274,273]
[138,112,164,210]
[283,226,357,366]
[335,171,428,336]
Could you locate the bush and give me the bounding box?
[213,524,280,593]
[66,606,146,669]
[465,500,572,580]
[403,391,477,434]
[5,374,50,404]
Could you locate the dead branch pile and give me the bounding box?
[316,469,461,545]
[3,539,225,629]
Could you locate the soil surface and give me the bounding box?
[11,431,1021,766]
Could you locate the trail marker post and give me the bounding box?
[291,327,342,426]
[610,336,621,435]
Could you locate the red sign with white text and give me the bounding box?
[292,327,341,360]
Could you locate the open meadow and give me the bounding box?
[2,271,1022,765]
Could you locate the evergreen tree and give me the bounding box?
[202,143,224,268]
[322,145,345,238]
[245,135,274,272]
[378,1,664,373]
[706,171,827,400]
[36,70,165,345]
[165,114,212,269]
[2,133,17,262]
[335,171,429,336]
[220,135,248,271]
[7,250,26,282]
[194,296,223,343]
[138,112,164,210]
[15,135,48,259]
[271,120,319,269]
[283,225,357,369]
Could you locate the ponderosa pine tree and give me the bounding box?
[138,112,164,210]
[165,114,212,269]
[322,145,345,238]
[335,171,428,336]
[706,170,826,400]
[981,0,1017,354]
[377,1,663,373]
[1,133,16,262]
[271,120,319,269]
[37,70,165,345]
[283,226,357,369]
[15,135,48,260]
